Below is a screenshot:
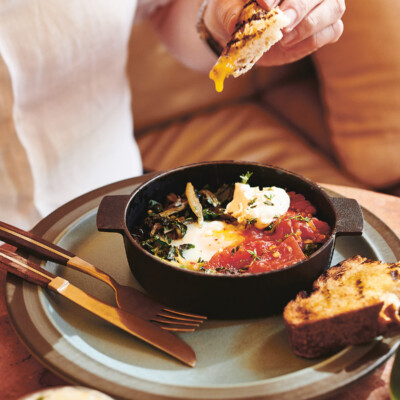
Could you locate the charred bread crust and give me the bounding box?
[221,1,289,77]
[196,0,223,56]
[209,1,289,92]
[223,0,278,57]
[283,256,400,358]
[284,302,384,358]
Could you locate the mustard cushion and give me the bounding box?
[137,102,362,187]
[260,71,334,160]
[312,0,400,188]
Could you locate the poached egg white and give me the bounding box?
[225,183,290,229]
[171,220,244,262]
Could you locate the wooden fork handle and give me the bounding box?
[0,249,53,287]
[0,221,118,289]
[0,221,74,265]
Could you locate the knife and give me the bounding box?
[0,249,196,367]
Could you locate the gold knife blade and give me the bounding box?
[0,250,196,367]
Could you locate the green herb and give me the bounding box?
[304,243,320,257]
[287,215,312,222]
[148,199,164,213]
[240,171,253,184]
[244,218,256,228]
[284,227,295,239]
[202,208,222,220]
[263,193,275,206]
[266,216,282,233]
[247,249,262,261]
[178,243,195,256]
[248,197,258,209]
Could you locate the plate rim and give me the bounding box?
[5,175,400,400]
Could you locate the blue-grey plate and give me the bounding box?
[5,176,400,400]
[391,347,400,400]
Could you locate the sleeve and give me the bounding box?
[135,0,173,22]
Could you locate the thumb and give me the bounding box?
[257,0,281,9]
[204,0,245,45]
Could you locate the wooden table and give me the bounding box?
[1,184,399,400]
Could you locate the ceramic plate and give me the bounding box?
[5,176,400,400]
[391,348,400,400]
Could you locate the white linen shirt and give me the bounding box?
[0,0,170,229]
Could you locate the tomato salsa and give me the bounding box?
[133,179,331,275]
[203,192,330,274]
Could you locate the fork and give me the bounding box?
[0,221,206,332]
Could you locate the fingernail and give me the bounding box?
[281,29,297,46]
[283,8,297,29]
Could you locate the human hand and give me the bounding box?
[258,0,345,65]
[203,0,345,66]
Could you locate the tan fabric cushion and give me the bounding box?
[260,70,335,160]
[137,102,362,187]
[312,0,400,188]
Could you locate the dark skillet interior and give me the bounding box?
[123,161,338,318]
[126,161,336,237]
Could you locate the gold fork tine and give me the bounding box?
[162,308,208,320]
[152,317,202,327]
[159,326,196,332]
[157,312,206,324]
[0,220,207,333]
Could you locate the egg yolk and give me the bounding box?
[209,57,234,92]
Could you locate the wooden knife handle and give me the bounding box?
[0,221,74,265]
[0,249,53,287]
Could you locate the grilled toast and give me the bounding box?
[283,256,400,358]
[209,0,289,92]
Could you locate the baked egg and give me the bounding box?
[171,220,245,262]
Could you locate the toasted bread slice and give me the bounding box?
[283,256,400,358]
[209,0,289,92]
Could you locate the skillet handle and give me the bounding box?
[331,197,364,236]
[96,195,130,234]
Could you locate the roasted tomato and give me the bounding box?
[205,235,306,274]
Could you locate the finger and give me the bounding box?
[257,0,281,10]
[281,19,344,61]
[278,0,324,32]
[280,0,346,47]
[257,19,343,66]
[204,0,245,44]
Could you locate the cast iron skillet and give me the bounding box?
[97,161,363,319]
